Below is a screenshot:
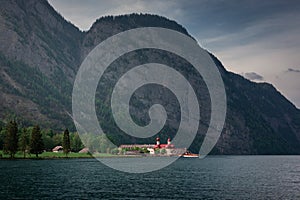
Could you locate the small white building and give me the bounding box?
[119,137,186,156]
[79,147,89,153]
[52,146,63,152]
[147,148,155,154]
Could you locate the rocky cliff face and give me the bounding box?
[0,0,82,128]
[0,0,299,154]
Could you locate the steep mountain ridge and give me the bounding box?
[82,14,192,58]
[0,0,82,127]
[0,0,299,154]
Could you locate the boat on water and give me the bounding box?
[182,151,199,158]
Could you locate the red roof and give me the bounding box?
[119,144,155,148]
[154,144,174,149]
[119,138,175,149]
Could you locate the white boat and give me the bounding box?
[182,151,199,158]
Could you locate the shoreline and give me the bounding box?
[1,154,300,160]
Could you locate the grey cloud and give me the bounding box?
[286,68,300,73]
[244,72,264,81]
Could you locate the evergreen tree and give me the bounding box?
[47,129,54,138]
[42,133,55,152]
[71,132,83,152]
[4,121,18,158]
[30,125,44,157]
[19,128,29,158]
[62,129,71,156]
[0,129,6,150]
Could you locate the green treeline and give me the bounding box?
[0,121,84,158]
[0,121,121,159]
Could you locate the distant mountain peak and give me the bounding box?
[89,13,191,36]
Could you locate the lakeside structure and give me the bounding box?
[118,138,186,156]
[52,138,191,157]
[52,146,63,153]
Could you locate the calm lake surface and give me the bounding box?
[0,156,299,199]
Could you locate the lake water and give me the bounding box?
[0,156,299,199]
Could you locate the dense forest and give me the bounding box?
[0,120,87,158]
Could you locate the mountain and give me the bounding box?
[0,0,299,154]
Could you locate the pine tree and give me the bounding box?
[30,125,44,157]
[71,132,83,152]
[19,128,29,158]
[4,121,18,158]
[62,129,71,157]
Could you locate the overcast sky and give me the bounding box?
[49,0,300,108]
